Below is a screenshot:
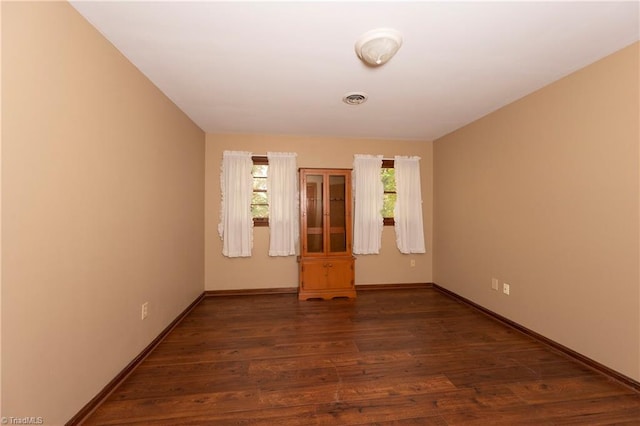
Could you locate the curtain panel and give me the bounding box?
[267,152,299,256]
[394,156,426,254]
[353,154,384,254]
[218,151,253,257]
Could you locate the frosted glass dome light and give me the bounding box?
[355,28,403,67]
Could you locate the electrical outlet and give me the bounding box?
[141,302,149,320]
[503,283,510,295]
[410,259,416,267]
[491,278,499,291]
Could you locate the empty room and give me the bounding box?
[2,1,639,425]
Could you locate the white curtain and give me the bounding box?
[267,152,298,256]
[218,151,253,257]
[394,156,426,254]
[353,154,384,254]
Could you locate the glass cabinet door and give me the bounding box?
[304,174,324,253]
[328,174,347,253]
[301,169,351,257]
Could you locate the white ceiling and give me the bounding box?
[71,1,639,141]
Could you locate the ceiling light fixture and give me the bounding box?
[355,28,403,67]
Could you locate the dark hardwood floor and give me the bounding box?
[83,289,640,425]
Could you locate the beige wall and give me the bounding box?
[2,2,205,424]
[205,133,433,291]
[434,43,639,381]
[0,2,3,417]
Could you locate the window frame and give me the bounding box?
[382,159,395,226]
[251,156,269,227]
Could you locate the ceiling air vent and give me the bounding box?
[342,92,368,105]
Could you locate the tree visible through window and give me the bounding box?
[251,156,268,226]
[381,159,396,226]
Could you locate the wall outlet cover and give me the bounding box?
[503,283,510,295]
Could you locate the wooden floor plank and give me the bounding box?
[82,289,639,425]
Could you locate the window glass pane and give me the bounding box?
[252,165,268,177]
[253,177,267,191]
[252,191,267,205]
[251,204,269,218]
[382,193,396,218]
[381,168,396,191]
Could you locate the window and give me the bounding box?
[251,156,269,226]
[381,159,396,226]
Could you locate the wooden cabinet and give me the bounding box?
[298,169,355,300]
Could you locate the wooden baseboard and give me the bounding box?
[66,293,206,425]
[432,283,640,393]
[356,283,433,291]
[205,287,297,297]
